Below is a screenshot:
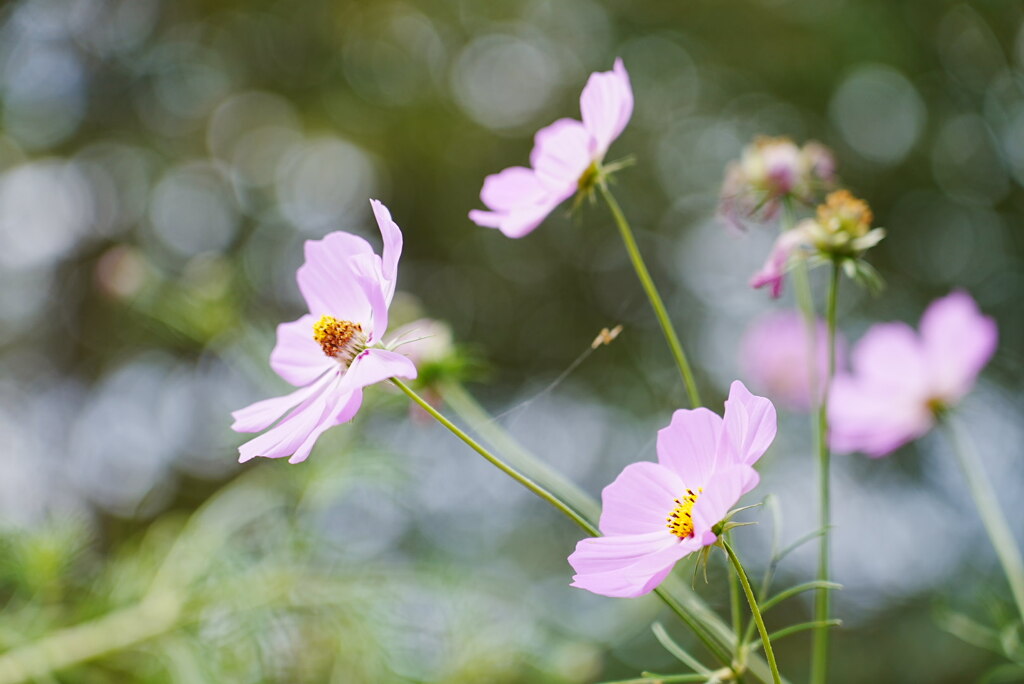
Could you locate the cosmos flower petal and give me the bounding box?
[568,531,696,598]
[350,254,390,342]
[919,291,997,401]
[828,375,933,457]
[270,314,336,387]
[849,322,929,394]
[340,349,417,395]
[469,195,562,239]
[479,166,550,211]
[530,118,593,196]
[579,57,633,157]
[721,380,777,467]
[287,389,365,465]
[231,370,337,433]
[598,462,685,536]
[656,408,723,487]
[750,226,807,298]
[370,199,403,304]
[237,374,342,462]
[296,233,375,323]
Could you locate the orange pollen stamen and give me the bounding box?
[312,315,365,362]
[666,488,702,539]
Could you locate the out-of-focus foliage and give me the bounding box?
[0,0,1022,682]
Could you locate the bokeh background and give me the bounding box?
[1,0,1022,682]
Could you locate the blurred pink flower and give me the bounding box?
[231,200,417,464]
[741,311,845,412]
[568,382,775,598]
[829,291,997,457]
[469,58,633,238]
[718,137,836,233]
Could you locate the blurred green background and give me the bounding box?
[0,0,1022,682]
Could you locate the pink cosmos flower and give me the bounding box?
[568,382,776,598]
[829,291,997,457]
[231,200,417,464]
[468,58,633,238]
[741,310,846,412]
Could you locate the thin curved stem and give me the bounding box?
[722,540,782,684]
[392,378,598,536]
[810,263,840,684]
[943,414,1024,623]
[436,379,601,523]
[598,182,701,408]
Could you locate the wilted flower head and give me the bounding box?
[231,200,417,464]
[751,190,885,298]
[719,136,836,232]
[469,58,633,238]
[568,382,775,598]
[803,190,885,257]
[741,311,846,412]
[829,292,997,457]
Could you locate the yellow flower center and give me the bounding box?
[666,488,702,539]
[313,315,365,362]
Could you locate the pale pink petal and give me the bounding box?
[339,349,417,394]
[230,377,328,433]
[828,374,934,457]
[469,167,561,238]
[849,322,929,396]
[350,254,390,342]
[287,389,364,464]
[470,197,562,239]
[579,57,633,158]
[721,381,777,467]
[237,374,343,462]
[270,314,335,386]
[296,233,374,322]
[468,208,503,229]
[919,291,997,402]
[656,408,723,488]
[690,466,748,538]
[750,228,806,298]
[598,461,684,536]
[568,531,697,598]
[530,118,592,197]
[369,199,403,304]
[479,166,550,210]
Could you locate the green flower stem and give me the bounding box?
[727,532,743,646]
[598,182,701,408]
[722,539,782,684]
[436,379,601,524]
[943,414,1024,623]
[781,198,836,684]
[809,263,840,684]
[392,378,598,536]
[397,378,738,669]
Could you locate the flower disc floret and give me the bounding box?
[666,488,701,538]
[313,316,366,363]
